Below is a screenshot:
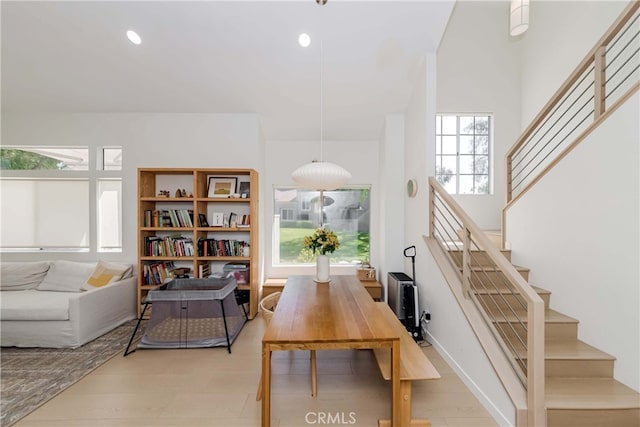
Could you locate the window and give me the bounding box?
[273,187,371,265]
[0,147,88,170]
[0,147,123,252]
[97,179,122,251]
[0,179,90,250]
[280,209,295,221]
[435,114,492,194]
[100,147,122,171]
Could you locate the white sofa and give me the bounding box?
[0,260,137,348]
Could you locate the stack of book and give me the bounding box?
[198,263,211,278]
[227,212,250,228]
[197,238,248,257]
[144,235,194,256]
[143,209,194,228]
[143,261,176,285]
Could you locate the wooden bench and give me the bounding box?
[262,277,382,301]
[373,302,441,427]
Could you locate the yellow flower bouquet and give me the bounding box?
[303,227,340,255]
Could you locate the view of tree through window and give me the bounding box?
[273,187,371,265]
[436,114,491,194]
[0,148,88,170]
[0,149,60,170]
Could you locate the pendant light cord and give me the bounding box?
[319,18,324,162]
[319,2,325,227]
[320,40,324,162]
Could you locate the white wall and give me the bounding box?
[436,0,522,231]
[520,0,629,126]
[1,112,263,264]
[263,139,380,279]
[379,114,406,299]
[423,245,517,426]
[405,56,431,248]
[505,91,640,392]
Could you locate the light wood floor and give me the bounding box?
[15,316,498,427]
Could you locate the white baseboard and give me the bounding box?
[426,331,514,427]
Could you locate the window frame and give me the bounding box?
[435,114,493,195]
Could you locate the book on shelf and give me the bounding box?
[237,214,250,227]
[198,263,211,278]
[197,237,249,257]
[144,209,194,227]
[151,210,156,226]
[228,212,238,228]
[143,261,177,285]
[144,210,153,227]
[144,234,194,257]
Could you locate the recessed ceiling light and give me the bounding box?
[298,33,311,48]
[126,30,142,45]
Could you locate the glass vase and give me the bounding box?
[315,254,330,283]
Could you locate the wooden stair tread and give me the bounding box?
[448,248,511,254]
[493,308,578,324]
[546,378,640,409]
[467,264,530,272]
[483,230,502,235]
[474,284,550,295]
[448,249,512,259]
[513,339,616,361]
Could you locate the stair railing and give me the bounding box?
[428,176,545,427]
[506,1,639,205]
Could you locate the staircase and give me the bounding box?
[451,241,640,427]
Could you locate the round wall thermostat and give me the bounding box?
[407,179,418,198]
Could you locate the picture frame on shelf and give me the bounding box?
[238,181,250,198]
[207,177,238,198]
[211,212,225,227]
[198,213,209,227]
[228,212,238,228]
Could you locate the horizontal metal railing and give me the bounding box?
[506,2,639,203]
[429,176,546,427]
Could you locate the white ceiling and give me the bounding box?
[1,0,455,141]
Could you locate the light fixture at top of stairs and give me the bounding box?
[510,0,529,36]
[291,0,351,191]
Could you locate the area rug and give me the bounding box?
[0,319,144,427]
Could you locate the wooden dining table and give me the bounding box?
[261,275,402,426]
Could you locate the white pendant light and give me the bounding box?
[291,0,351,191]
[510,0,529,36]
[292,161,352,191]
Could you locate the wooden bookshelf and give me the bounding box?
[137,168,259,318]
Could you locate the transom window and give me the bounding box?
[435,114,492,195]
[0,147,89,170]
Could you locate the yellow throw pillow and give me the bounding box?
[83,261,132,290]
